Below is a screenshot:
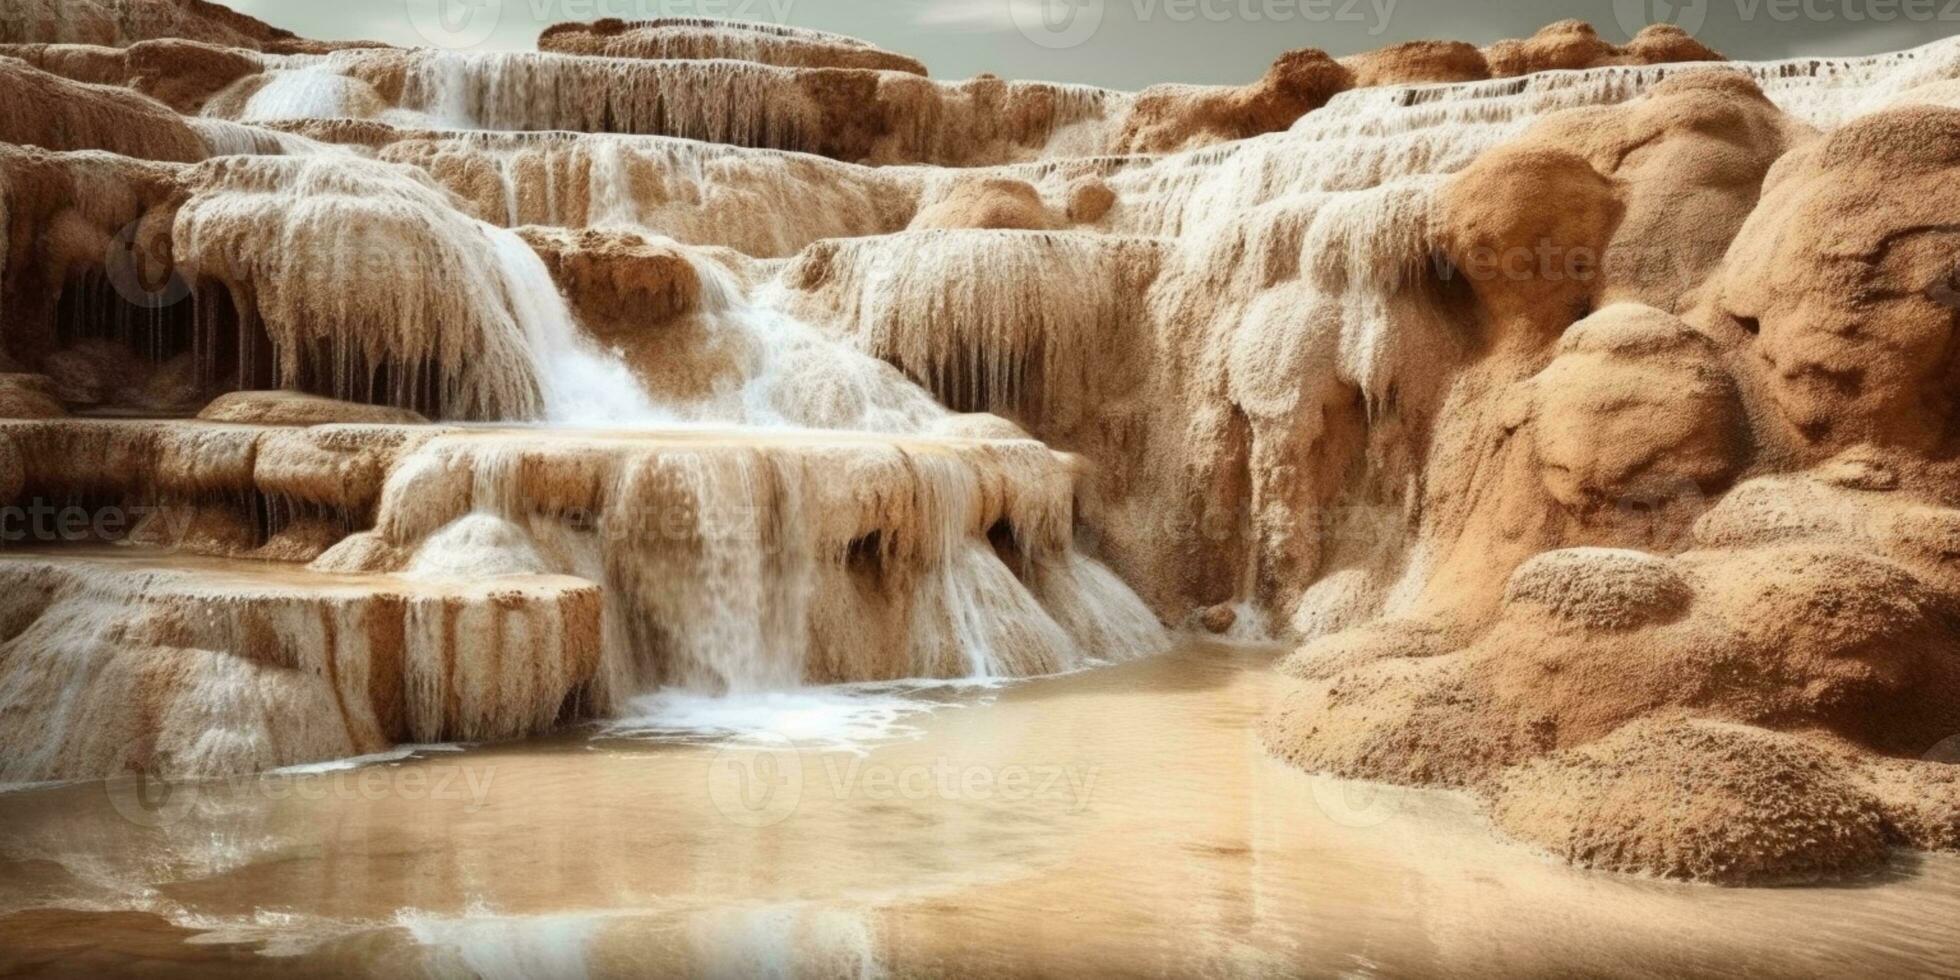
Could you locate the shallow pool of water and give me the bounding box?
[2,643,1957,977]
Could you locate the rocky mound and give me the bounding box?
[1114,48,1356,154]
[1116,22,1724,153]
[0,55,208,160]
[0,0,377,53]
[1260,81,1960,883]
[1485,21,1721,76]
[1488,719,1893,884]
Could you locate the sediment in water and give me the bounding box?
[1,1,1958,882]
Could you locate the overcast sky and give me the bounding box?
[227,0,1960,89]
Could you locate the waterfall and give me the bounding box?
[372,428,1165,701]
[189,118,327,157]
[231,55,378,123]
[485,228,667,425]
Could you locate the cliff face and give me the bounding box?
[0,1,1957,882]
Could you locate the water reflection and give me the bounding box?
[1,644,1957,977]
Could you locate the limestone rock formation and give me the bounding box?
[0,54,209,160]
[1117,22,1724,154]
[539,18,931,75]
[1259,79,1960,883]
[0,0,381,53]
[0,1,1956,885]
[1484,21,1722,77]
[1114,49,1356,154]
[0,374,66,419]
[0,551,604,780]
[1341,40,1490,87]
[910,178,1063,231]
[196,391,430,426]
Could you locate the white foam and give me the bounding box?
[398,905,600,980]
[233,64,371,123]
[267,744,465,776]
[602,680,1004,753]
[486,229,671,426]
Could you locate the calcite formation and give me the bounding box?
[538,18,932,76]
[0,0,1957,883]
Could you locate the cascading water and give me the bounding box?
[485,228,669,425]
[355,28,1782,671]
[90,22,1960,766]
[337,183,1166,725]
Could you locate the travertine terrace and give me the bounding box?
[1,0,1958,884]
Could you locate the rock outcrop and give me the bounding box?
[1258,80,1960,884]
[0,416,1161,781]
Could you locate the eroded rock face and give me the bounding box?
[1113,49,1356,154]
[1717,107,1960,453]
[1,2,1958,882]
[1265,81,1960,884]
[1523,304,1746,527]
[0,54,210,161]
[0,0,374,53]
